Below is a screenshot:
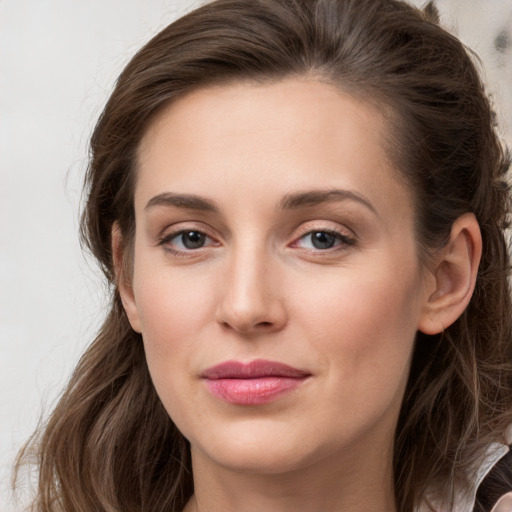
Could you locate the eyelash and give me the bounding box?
[157,226,355,257]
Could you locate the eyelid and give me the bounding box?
[156,221,217,241]
[293,222,355,239]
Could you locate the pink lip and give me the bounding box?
[201,359,311,405]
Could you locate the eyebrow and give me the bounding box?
[144,188,377,215]
[145,192,219,212]
[280,189,378,215]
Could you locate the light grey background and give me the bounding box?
[1,1,511,510]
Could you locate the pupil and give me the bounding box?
[182,231,205,249]
[312,232,335,249]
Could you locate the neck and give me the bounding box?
[183,437,397,512]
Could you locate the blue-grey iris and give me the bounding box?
[182,231,206,249]
[311,232,336,249]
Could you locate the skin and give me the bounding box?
[116,78,482,512]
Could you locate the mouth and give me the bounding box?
[201,359,311,405]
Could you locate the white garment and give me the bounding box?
[417,430,512,512]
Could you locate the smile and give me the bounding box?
[201,359,311,405]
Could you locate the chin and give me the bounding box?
[198,445,318,476]
[187,418,338,476]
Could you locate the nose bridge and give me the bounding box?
[216,234,286,333]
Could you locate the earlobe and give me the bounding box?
[112,223,142,333]
[418,213,482,335]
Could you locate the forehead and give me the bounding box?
[135,78,413,222]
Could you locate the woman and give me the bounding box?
[16,0,512,511]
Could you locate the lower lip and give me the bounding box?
[204,376,307,405]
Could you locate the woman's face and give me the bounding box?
[122,78,434,476]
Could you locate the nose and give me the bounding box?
[215,244,288,335]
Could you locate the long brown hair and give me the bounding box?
[15,0,512,510]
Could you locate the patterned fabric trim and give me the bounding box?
[417,440,511,511]
[474,446,512,512]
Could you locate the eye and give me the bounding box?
[160,230,216,252]
[295,230,354,251]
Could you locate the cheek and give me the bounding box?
[132,268,214,431]
[294,261,422,391]
[133,266,214,369]
[300,260,419,323]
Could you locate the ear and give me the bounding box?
[418,213,482,335]
[112,223,142,333]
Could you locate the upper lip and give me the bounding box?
[201,359,311,379]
